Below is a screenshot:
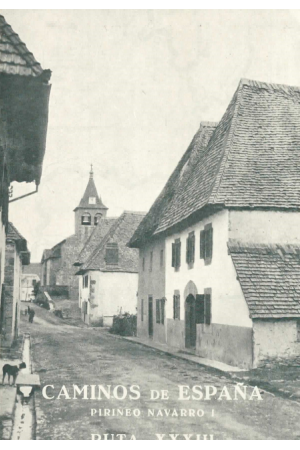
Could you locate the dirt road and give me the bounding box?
[20,305,300,440]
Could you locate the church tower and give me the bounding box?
[74,166,108,241]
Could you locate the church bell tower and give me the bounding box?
[74,166,108,242]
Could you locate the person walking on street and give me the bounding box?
[29,308,35,323]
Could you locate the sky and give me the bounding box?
[4,9,300,261]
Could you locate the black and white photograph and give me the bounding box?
[0,7,300,440]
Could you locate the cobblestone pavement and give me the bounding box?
[20,306,300,440]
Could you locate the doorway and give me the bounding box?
[148,296,153,338]
[185,294,196,348]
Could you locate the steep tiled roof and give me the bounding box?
[78,212,145,273]
[130,78,300,247]
[7,222,25,242]
[22,262,42,278]
[7,222,29,262]
[229,241,300,319]
[129,122,217,247]
[74,218,118,265]
[0,15,43,76]
[74,174,107,211]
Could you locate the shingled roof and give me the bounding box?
[74,172,108,211]
[77,212,145,274]
[229,241,300,319]
[7,222,30,263]
[74,217,118,266]
[129,78,300,247]
[0,14,43,77]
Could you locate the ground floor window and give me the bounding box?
[195,289,212,325]
[156,298,165,324]
[173,291,180,320]
[141,299,144,322]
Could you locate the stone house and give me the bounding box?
[129,79,300,369]
[41,168,109,300]
[0,15,51,345]
[1,223,30,346]
[75,211,145,326]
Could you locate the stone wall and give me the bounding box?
[253,319,300,367]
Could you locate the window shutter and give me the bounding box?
[156,299,160,323]
[195,294,205,324]
[186,237,189,263]
[178,240,181,267]
[205,294,212,325]
[161,299,165,325]
[172,243,175,267]
[177,294,181,320]
[200,230,205,259]
[206,228,213,260]
[191,233,195,263]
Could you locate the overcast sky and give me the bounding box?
[4,9,300,261]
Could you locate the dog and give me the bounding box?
[2,362,26,385]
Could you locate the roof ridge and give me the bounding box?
[240,77,300,94]
[123,210,147,216]
[209,80,245,203]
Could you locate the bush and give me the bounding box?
[109,313,137,337]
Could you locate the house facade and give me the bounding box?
[129,80,300,369]
[0,14,51,345]
[76,211,145,326]
[41,168,107,300]
[21,263,42,301]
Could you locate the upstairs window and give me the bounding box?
[186,231,195,265]
[105,243,119,265]
[149,251,153,272]
[94,213,102,225]
[142,257,145,271]
[200,223,213,264]
[297,321,300,342]
[172,239,181,270]
[82,212,91,225]
[83,274,89,288]
[173,291,180,320]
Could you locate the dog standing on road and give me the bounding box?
[2,362,26,385]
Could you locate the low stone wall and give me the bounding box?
[196,323,253,369]
[253,319,300,367]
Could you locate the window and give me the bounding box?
[142,257,145,271]
[156,298,165,324]
[173,291,180,320]
[172,239,181,270]
[94,213,102,225]
[150,251,153,272]
[160,249,164,268]
[186,231,195,265]
[297,321,300,342]
[141,299,144,322]
[83,274,89,288]
[89,197,96,204]
[195,289,212,325]
[82,212,91,225]
[156,299,161,323]
[200,223,213,263]
[105,243,118,265]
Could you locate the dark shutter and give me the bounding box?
[186,237,189,263]
[195,294,205,324]
[161,299,165,325]
[206,227,213,260]
[191,233,195,263]
[176,240,181,268]
[173,295,176,319]
[156,299,160,323]
[172,243,175,267]
[205,294,211,325]
[141,299,144,322]
[177,294,181,320]
[200,230,205,259]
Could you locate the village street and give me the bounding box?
[20,305,300,440]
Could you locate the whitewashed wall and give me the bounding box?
[165,209,252,328]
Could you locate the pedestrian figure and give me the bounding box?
[29,308,35,323]
[27,305,31,316]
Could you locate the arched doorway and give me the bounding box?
[185,294,196,348]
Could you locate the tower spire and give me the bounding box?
[90,164,93,179]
